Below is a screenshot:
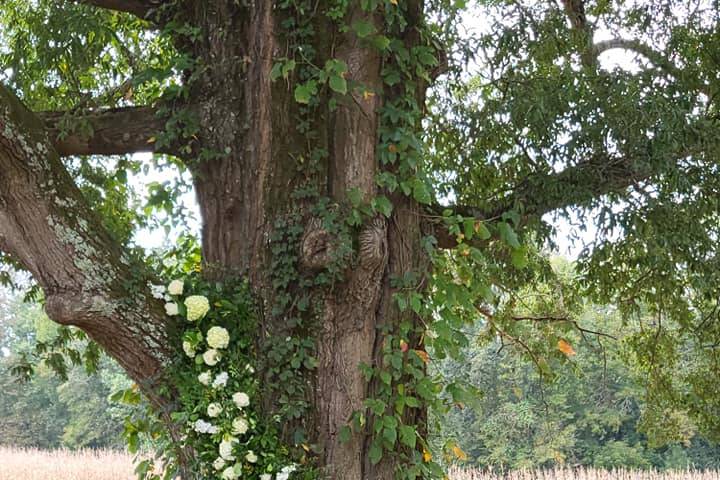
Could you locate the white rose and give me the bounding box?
[182,341,195,358]
[221,466,238,480]
[232,392,250,409]
[203,349,221,366]
[207,402,223,418]
[232,417,249,435]
[219,437,238,460]
[165,302,179,316]
[212,371,229,389]
[198,371,212,385]
[245,450,258,463]
[207,326,230,349]
[185,295,210,321]
[168,279,184,296]
[213,457,226,471]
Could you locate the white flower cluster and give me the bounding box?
[207,326,230,349]
[193,419,218,434]
[166,279,276,477]
[185,295,210,321]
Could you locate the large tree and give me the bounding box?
[0,0,719,478]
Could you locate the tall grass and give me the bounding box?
[0,446,138,480]
[1,447,718,479]
[448,466,720,480]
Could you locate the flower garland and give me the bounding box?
[153,279,295,480]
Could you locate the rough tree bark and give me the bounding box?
[0,0,677,478]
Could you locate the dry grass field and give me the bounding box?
[447,466,720,480]
[0,447,139,480]
[1,447,718,480]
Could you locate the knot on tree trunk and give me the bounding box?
[300,217,334,271]
[45,291,116,327]
[358,216,388,269]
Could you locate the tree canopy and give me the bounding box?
[0,0,719,478]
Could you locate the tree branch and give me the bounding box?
[74,0,165,20]
[427,153,654,248]
[0,83,174,408]
[591,38,712,96]
[39,106,171,157]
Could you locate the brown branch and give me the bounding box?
[561,0,588,32]
[511,315,618,340]
[74,0,165,20]
[39,106,172,157]
[0,82,175,409]
[591,38,711,96]
[427,152,653,248]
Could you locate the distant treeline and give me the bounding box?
[0,292,134,449]
[432,302,720,469]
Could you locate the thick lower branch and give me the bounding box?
[39,105,172,157]
[0,83,174,407]
[75,0,164,19]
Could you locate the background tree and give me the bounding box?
[433,260,720,470]
[0,0,719,478]
[0,290,135,449]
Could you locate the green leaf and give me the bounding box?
[400,425,417,448]
[372,195,393,217]
[352,19,376,38]
[369,439,383,465]
[497,222,520,248]
[511,246,528,269]
[329,74,347,95]
[294,80,317,104]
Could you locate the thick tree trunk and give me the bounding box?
[0,1,428,477]
[178,2,424,478]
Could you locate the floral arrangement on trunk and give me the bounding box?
[153,278,295,480]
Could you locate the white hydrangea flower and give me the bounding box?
[277,465,297,480]
[219,437,238,460]
[193,419,217,434]
[232,417,249,435]
[212,371,229,389]
[150,284,166,299]
[207,326,230,349]
[185,295,210,321]
[213,457,226,471]
[198,371,212,385]
[165,302,179,316]
[207,402,223,418]
[203,349,221,366]
[232,392,250,409]
[260,475,272,480]
[168,279,184,295]
[221,466,238,480]
[245,450,258,463]
[182,341,195,358]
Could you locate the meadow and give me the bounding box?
[1,447,719,480]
